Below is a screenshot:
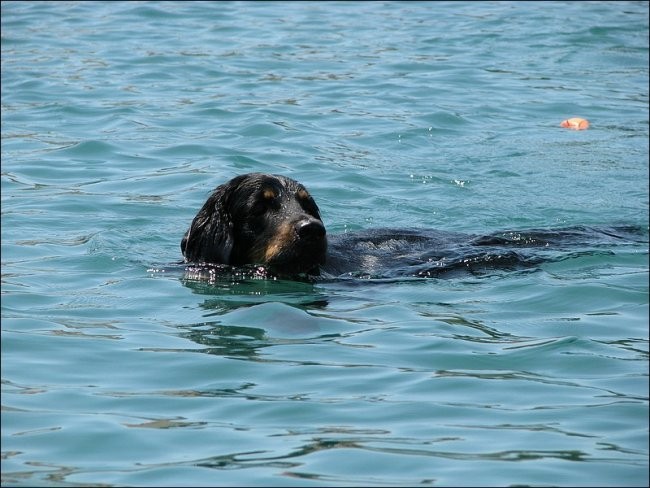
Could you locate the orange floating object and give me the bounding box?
[560,117,590,130]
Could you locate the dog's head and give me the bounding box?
[181,173,327,276]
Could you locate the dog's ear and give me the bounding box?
[181,183,235,264]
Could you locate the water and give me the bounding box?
[2,1,648,486]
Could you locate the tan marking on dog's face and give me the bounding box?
[296,188,310,200]
[263,188,277,200]
[263,221,295,262]
[248,221,295,264]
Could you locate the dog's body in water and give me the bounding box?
[180,173,646,281]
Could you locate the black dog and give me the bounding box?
[182,173,644,279]
[181,173,327,276]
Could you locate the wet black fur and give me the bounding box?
[181,173,327,276]
[182,173,646,279]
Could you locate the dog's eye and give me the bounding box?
[252,188,279,215]
[251,201,267,215]
[297,188,320,217]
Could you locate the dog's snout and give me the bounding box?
[296,219,326,241]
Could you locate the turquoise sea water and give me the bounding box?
[2,1,648,486]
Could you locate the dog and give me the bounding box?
[181,173,644,280]
[181,173,327,277]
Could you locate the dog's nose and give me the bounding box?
[296,219,326,240]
